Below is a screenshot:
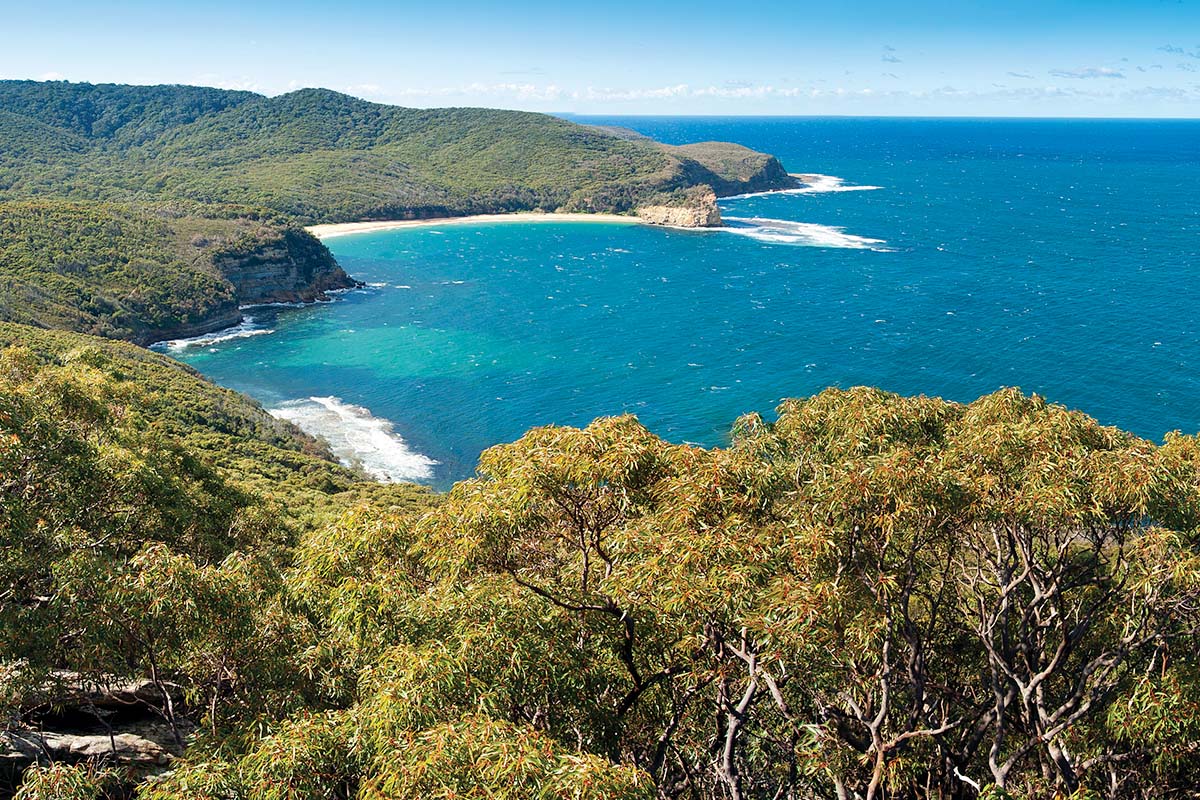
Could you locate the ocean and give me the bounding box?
[159,117,1200,489]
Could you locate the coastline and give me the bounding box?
[305,182,823,239]
[306,212,643,239]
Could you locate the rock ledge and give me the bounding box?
[635,187,722,228]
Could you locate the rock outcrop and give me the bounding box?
[636,187,722,228]
[214,228,357,305]
[3,725,181,769]
[133,226,361,345]
[1,673,191,793]
[0,200,363,347]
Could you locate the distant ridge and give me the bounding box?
[0,80,794,223]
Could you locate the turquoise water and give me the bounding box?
[164,118,1200,488]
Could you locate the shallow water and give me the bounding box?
[163,117,1200,488]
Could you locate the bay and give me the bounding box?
[164,117,1200,488]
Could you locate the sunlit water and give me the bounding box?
[161,118,1200,488]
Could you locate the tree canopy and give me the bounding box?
[6,350,1198,798]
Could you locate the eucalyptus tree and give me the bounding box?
[412,388,1200,799]
[11,369,1200,800]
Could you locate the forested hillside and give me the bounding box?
[4,336,1200,798]
[0,200,354,344]
[0,81,793,222]
[0,323,430,514]
[0,81,793,347]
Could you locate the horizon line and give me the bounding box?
[6,77,1199,121]
[561,112,1200,121]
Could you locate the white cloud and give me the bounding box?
[382,82,827,104]
[344,83,384,97]
[193,73,263,92]
[582,84,690,101]
[389,82,568,102]
[38,71,66,81]
[1159,44,1200,59]
[1048,67,1126,80]
[343,78,1200,114]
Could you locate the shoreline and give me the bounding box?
[305,182,821,239]
[306,212,643,239]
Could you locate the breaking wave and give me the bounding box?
[152,316,274,352]
[721,217,891,251]
[722,174,883,200]
[269,396,437,483]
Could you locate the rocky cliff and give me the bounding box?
[214,228,357,306]
[636,186,723,228]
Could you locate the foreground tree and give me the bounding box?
[413,388,1200,799]
[8,378,1200,799]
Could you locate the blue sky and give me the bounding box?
[4,0,1200,116]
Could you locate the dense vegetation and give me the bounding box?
[0,200,350,343]
[0,323,431,795]
[4,328,1199,798]
[0,323,430,517]
[3,77,1194,800]
[0,81,791,223]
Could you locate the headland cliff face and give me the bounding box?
[636,187,723,228]
[214,229,357,306]
[139,228,357,345]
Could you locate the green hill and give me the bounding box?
[0,322,429,516]
[0,81,794,222]
[0,81,794,347]
[0,200,355,344]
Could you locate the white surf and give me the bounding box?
[722,217,891,251]
[152,316,274,351]
[270,396,438,483]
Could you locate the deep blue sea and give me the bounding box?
[161,118,1200,488]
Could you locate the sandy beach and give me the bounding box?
[306,212,641,239]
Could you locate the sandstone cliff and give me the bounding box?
[636,186,722,228]
[214,228,357,306]
[0,200,361,347]
[133,227,355,346]
[132,222,359,345]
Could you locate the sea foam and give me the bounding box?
[721,173,883,200]
[152,316,274,352]
[269,396,437,483]
[721,217,890,251]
